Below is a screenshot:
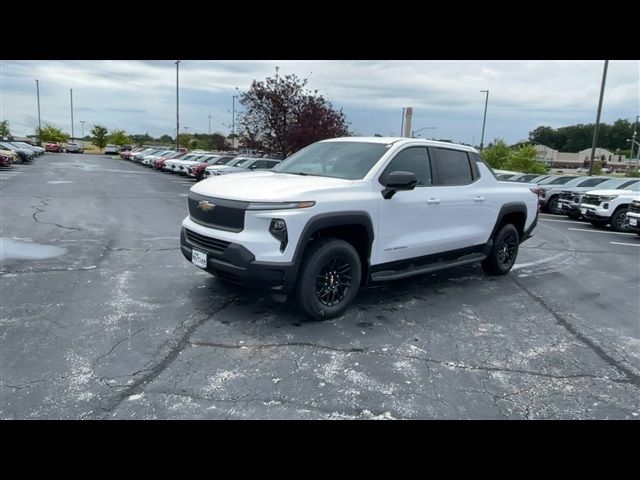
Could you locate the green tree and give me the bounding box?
[188,138,200,150]
[239,72,350,156]
[130,133,154,147]
[158,134,174,144]
[35,124,69,143]
[482,139,511,169]
[591,162,602,175]
[107,130,131,148]
[0,120,11,138]
[211,133,229,150]
[503,144,548,174]
[91,125,109,151]
[177,133,192,149]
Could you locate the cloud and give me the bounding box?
[1,60,637,145]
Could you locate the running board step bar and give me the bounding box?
[371,253,487,282]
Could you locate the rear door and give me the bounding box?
[428,147,494,249]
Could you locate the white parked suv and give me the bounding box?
[180,137,539,319]
[625,198,640,235]
[580,181,640,231]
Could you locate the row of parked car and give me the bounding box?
[0,140,46,167]
[118,147,281,181]
[495,170,640,234]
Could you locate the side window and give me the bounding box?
[380,147,431,186]
[434,149,474,185]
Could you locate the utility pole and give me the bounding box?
[479,90,489,152]
[35,79,42,145]
[232,95,238,149]
[175,60,180,151]
[70,88,75,140]
[588,60,609,176]
[400,108,405,137]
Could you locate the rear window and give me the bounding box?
[433,149,473,185]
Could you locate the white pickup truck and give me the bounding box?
[180,137,539,319]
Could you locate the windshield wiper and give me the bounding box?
[282,171,311,176]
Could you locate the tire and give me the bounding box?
[482,224,519,276]
[610,207,630,232]
[547,196,562,215]
[296,238,362,321]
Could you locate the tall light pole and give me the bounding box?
[479,90,489,152]
[628,115,639,170]
[70,88,75,140]
[184,126,190,134]
[411,126,437,137]
[175,60,180,151]
[588,60,609,176]
[400,108,406,137]
[208,114,211,135]
[232,95,238,149]
[35,80,42,145]
[80,120,86,139]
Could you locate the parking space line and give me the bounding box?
[540,219,585,224]
[610,241,640,247]
[567,228,636,236]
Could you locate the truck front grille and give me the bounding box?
[185,229,230,254]
[187,193,249,232]
[582,194,600,205]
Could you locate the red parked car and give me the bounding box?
[44,142,64,152]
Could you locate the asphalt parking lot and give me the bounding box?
[1,154,639,419]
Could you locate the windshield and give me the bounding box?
[576,178,607,187]
[625,182,640,192]
[594,179,625,190]
[547,176,578,185]
[618,180,639,190]
[273,141,390,180]
[234,158,254,168]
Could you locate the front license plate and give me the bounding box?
[581,208,586,215]
[630,218,637,226]
[191,249,207,268]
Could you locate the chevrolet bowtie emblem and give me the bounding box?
[197,200,216,211]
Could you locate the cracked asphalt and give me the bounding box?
[1,153,639,419]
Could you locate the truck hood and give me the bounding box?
[191,171,358,201]
[585,189,636,196]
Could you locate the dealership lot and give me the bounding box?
[1,154,639,419]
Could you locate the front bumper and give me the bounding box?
[558,200,580,215]
[581,204,610,222]
[626,213,640,233]
[180,227,298,294]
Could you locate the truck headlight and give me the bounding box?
[269,219,288,252]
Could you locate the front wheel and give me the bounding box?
[296,238,362,320]
[610,207,630,232]
[482,224,519,275]
[547,197,562,215]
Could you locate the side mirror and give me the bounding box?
[381,171,418,199]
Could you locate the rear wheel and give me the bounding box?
[296,238,362,320]
[482,224,519,276]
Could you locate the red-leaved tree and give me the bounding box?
[239,73,350,157]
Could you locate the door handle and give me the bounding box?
[427,198,440,205]
[474,196,485,202]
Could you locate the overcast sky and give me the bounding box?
[1,60,638,144]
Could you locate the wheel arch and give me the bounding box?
[291,211,374,283]
[490,202,528,241]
